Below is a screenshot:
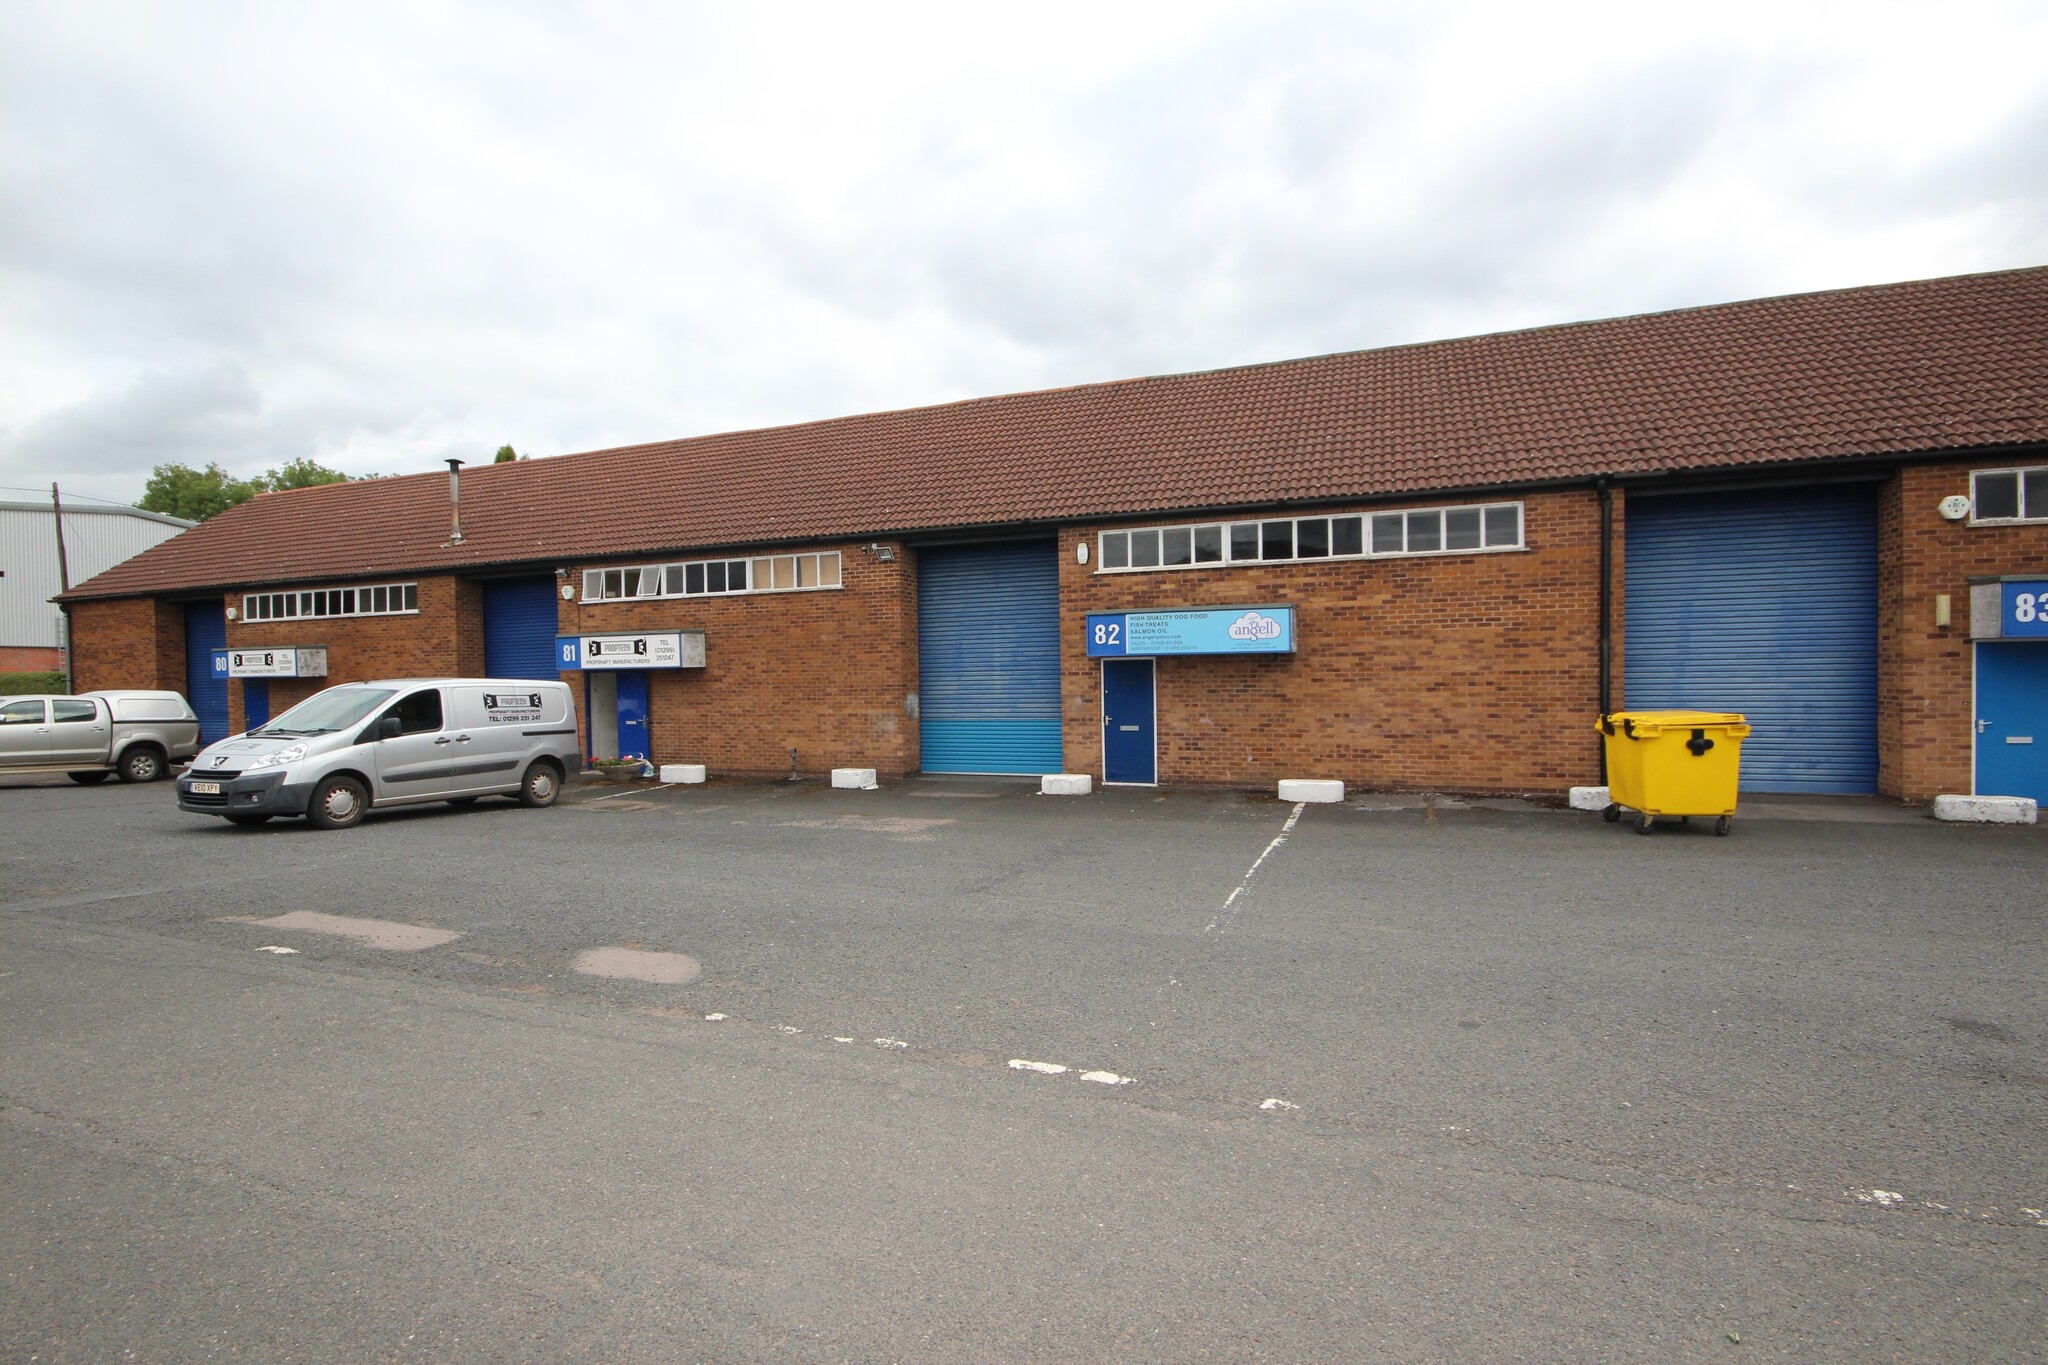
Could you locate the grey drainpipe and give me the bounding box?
[1597,477,1614,783]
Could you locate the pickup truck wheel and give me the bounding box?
[306,775,369,830]
[116,747,166,783]
[67,771,112,785]
[517,760,561,808]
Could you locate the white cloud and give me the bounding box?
[1,0,2043,507]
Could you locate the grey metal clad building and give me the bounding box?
[1,500,194,670]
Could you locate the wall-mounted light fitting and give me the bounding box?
[1076,542,1089,565]
[224,606,238,621]
[862,543,897,561]
[560,584,576,601]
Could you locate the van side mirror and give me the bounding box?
[377,716,402,740]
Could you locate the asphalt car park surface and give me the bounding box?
[2,770,2044,1361]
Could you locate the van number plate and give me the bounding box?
[189,781,221,795]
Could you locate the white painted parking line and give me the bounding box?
[254,945,300,955]
[1260,1098,1301,1112]
[1008,1059,1069,1075]
[1079,1070,1134,1086]
[1204,802,1306,934]
[873,1037,909,1049]
[586,783,677,803]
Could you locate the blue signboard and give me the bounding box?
[211,649,230,678]
[1086,606,1295,657]
[2005,580,2048,638]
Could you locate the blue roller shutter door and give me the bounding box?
[483,578,561,680]
[918,542,1063,774]
[184,600,229,745]
[1625,486,1878,794]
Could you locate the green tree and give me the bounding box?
[493,445,523,462]
[137,462,266,521]
[136,458,366,521]
[263,456,354,491]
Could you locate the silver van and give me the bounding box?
[176,678,581,829]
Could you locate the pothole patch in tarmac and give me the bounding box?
[240,911,461,952]
[573,946,703,985]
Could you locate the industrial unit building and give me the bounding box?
[56,267,2048,803]
[3,500,192,673]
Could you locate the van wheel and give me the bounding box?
[68,771,112,785]
[518,760,561,808]
[307,775,369,830]
[117,747,165,783]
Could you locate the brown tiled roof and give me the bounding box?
[64,265,2048,601]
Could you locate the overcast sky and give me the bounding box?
[2,0,2043,509]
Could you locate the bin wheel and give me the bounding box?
[1634,813,1656,835]
[1601,803,1621,823]
[1715,816,1732,837]
[1679,816,1691,824]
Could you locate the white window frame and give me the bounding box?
[242,582,419,622]
[1094,503,1524,574]
[581,551,844,604]
[1969,466,2048,524]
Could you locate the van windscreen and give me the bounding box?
[258,688,397,736]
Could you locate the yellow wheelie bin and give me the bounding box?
[1596,711,1750,835]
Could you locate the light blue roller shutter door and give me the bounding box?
[184,600,229,744]
[1625,486,1878,794]
[918,542,1063,774]
[483,578,562,681]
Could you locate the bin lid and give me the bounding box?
[1601,709,1748,734]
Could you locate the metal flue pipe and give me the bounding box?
[444,458,465,545]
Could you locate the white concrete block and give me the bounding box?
[831,768,878,790]
[1041,774,1093,796]
[1933,794,2037,824]
[1569,786,1611,812]
[660,764,707,784]
[1278,779,1345,803]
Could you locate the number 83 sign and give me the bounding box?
[2005,581,2048,637]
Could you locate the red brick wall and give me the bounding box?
[0,645,63,671]
[1880,461,2048,801]
[224,577,474,733]
[68,598,187,693]
[560,543,919,778]
[1058,489,1609,792]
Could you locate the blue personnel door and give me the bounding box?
[243,681,270,730]
[1102,659,1156,784]
[1976,643,2048,802]
[917,542,1063,774]
[483,578,562,680]
[183,601,229,744]
[616,671,651,759]
[1625,486,1879,793]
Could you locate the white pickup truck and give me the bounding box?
[0,690,202,783]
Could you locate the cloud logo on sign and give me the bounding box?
[1227,611,1283,641]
